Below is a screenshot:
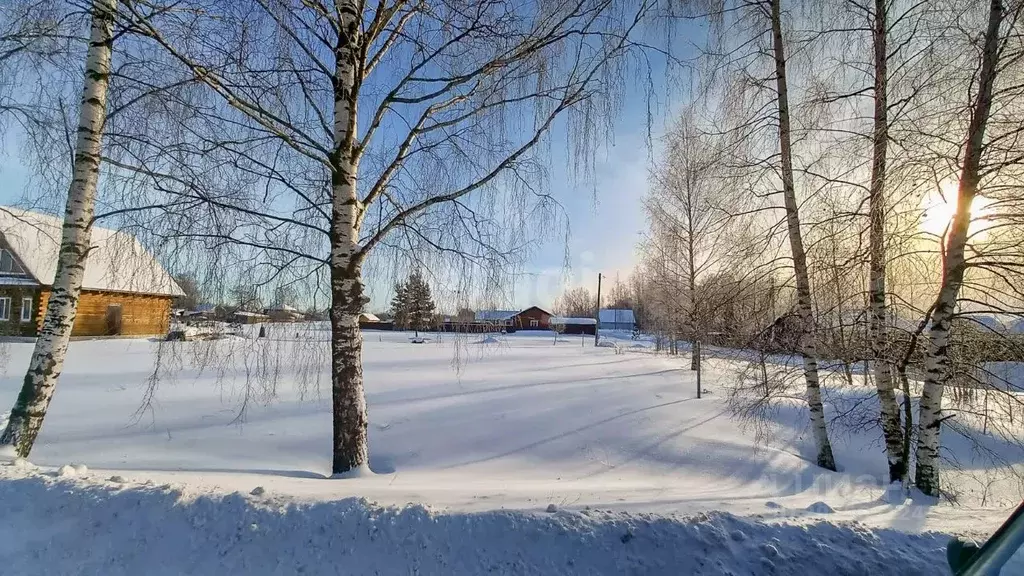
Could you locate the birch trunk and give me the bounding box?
[770,0,836,471]
[915,0,1003,497]
[685,194,699,374]
[0,0,116,458]
[868,0,905,483]
[329,1,369,475]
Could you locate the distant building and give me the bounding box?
[0,207,182,337]
[512,306,552,330]
[233,311,270,324]
[476,307,553,330]
[599,308,635,331]
[358,312,394,330]
[551,317,597,335]
[183,303,219,319]
[475,310,519,327]
[264,304,303,322]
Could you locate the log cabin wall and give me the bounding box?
[32,289,172,337]
[0,286,43,337]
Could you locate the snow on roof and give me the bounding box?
[599,309,635,324]
[234,311,269,317]
[0,207,183,297]
[265,304,298,312]
[964,313,1024,334]
[551,317,597,325]
[475,310,519,321]
[0,276,41,287]
[360,312,381,322]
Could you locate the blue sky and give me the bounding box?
[0,116,655,313]
[0,97,666,317]
[0,8,695,313]
[504,124,652,309]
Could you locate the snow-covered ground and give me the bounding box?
[0,328,1019,574]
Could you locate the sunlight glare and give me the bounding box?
[919,180,993,240]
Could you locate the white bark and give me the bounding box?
[124,0,649,475]
[770,0,836,471]
[0,0,116,457]
[867,0,905,484]
[915,0,1003,498]
[329,0,369,475]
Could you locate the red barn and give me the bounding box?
[511,306,552,330]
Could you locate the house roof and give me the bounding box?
[599,308,635,324]
[0,207,183,297]
[551,317,597,325]
[516,306,552,317]
[475,310,519,321]
[965,313,1024,334]
[359,312,381,322]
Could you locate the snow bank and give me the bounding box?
[0,472,952,576]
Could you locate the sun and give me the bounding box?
[919,181,993,241]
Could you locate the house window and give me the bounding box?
[530,319,539,327]
[0,297,10,321]
[20,297,32,322]
[0,249,23,275]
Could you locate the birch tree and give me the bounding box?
[768,0,836,470]
[915,0,1015,497]
[119,0,654,475]
[864,0,905,484]
[0,0,117,457]
[646,110,736,382]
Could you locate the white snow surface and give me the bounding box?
[0,473,953,576]
[0,329,1020,573]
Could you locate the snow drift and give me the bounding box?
[0,471,951,576]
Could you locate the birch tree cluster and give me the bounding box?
[0,0,666,474]
[554,286,596,318]
[634,0,1024,499]
[1,0,1022,500]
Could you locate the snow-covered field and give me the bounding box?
[0,328,1019,574]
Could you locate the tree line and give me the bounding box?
[632,0,1024,498]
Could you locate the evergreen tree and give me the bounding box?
[406,270,436,332]
[390,281,410,329]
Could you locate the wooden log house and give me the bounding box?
[0,208,183,338]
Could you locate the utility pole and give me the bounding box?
[594,273,602,346]
[695,340,702,399]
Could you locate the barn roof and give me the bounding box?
[551,317,597,325]
[599,308,635,324]
[0,207,183,297]
[965,313,1024,334]
[475,310,519,321]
